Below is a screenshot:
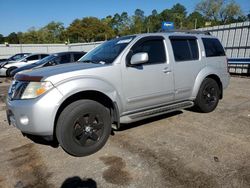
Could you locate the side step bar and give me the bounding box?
[120,101,194,124]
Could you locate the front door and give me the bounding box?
[121,36,174,112]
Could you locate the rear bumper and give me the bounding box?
[221,72,230,89]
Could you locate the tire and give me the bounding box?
[194,78,220,113]
[6,67,17,77]
[56,99,111,157]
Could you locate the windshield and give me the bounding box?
[79,36,136,64]
[9,54,29,61]
[34,55,56,65]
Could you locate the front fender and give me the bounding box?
[54,76,123,112]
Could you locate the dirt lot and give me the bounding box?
[0,77,250,188]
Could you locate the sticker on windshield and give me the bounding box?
[117,38,133,44]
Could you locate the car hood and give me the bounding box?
[0,61,7,67]
[10,63,41,76]
[15,62,105,82]
[13,63,40,72]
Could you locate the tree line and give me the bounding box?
[0,0,249,44]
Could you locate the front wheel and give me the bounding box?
[194,78,220,113]
[56,99,111,157]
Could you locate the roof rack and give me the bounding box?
[158,29,211,35]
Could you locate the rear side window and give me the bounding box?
[74,53,84,61]
[26,55,39,61]
[202,38,225,57]
[60,54,71,64]
[41,54,48,59]
[170,38,199,62]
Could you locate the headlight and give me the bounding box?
[21,81,53,99]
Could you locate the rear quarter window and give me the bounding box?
[202,38,225,57]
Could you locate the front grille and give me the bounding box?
[8,80,29,100]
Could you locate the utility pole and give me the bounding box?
[194,19,197,30]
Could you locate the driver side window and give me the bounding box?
[129,38,166,64]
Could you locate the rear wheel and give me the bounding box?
[194,78,220,113]
[56,99,111,157]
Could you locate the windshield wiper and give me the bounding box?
[80,59,105,64]
[80,60,97,64]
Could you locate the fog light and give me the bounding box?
[20,116,29,125]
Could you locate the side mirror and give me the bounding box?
[23,59,28,62]
[130,52,148,65]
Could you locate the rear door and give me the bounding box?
[169,36,205,100]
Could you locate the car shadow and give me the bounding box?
[185,106,202,113]
[117,111,183,132]
[22,111,183,147]
[61,177,97,188]
[23,134,59,148]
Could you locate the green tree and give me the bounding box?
[160,3,188,29]
[7,32,20,44]
[196,0,223,22]
[196,0,244,24]
[19,27,40,44]
[160,8,172,22]
[0,34,4,44]
[186,11,205,29]
[111,13,121,35]
[67,17,114,42]
[146,10,161,32]
[102,15,113,28]
[219,0,243,23]
[41,21,66,43]
[119,12,132,35]
[66,19,82,43]
[132,9,145,33]
[171,3,187,28]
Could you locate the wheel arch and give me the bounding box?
[192,70,223,100]
[205,74,223,99]
[53,90,120,139]
[7,66,18,77]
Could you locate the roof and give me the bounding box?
[52,51,86,55]
[131,30,213,39]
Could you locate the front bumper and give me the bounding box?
[6,87,63,136]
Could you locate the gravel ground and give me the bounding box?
[0,77,250,188]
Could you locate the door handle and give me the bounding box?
[163,67,171,73]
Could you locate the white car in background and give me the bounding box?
[0,53,49,76]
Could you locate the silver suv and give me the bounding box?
[6,32,230,156]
